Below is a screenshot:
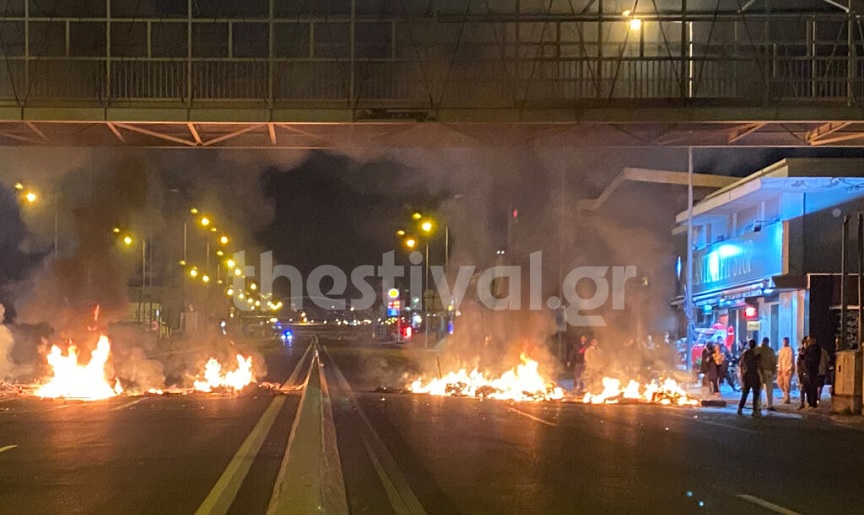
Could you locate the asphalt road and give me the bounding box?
[324,341,864,515]
[0,338,313,515]
[2,337,863,514]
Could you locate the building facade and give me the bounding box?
[674,158,864,354]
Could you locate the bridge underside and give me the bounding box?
[1,110,864,148]
[3,1,864,147]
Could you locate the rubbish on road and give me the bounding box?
[583,377,700,407]
[407,353,564,402]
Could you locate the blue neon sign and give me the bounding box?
[691,223,784,296]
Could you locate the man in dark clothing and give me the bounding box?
[568,335,589,392]
[738,339,762,417]
[803,336,821,408]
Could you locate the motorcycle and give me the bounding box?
[722,351,740,391]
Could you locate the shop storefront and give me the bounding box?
[674,158,864,359]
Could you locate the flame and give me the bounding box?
[583,377,699,406]
[408,354,563,402]
[36,335,122,400]
[193,354,255,392]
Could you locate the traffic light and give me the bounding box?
[744,304,758,319]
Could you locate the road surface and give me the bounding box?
[1,338,861,514]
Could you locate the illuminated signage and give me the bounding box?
[691,223,784,296]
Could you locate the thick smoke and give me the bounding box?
[0,304,13,381]
[0,148,297,385]
[281,142,696,385]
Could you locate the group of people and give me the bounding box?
[737,335,830,416]
[699,342,733,394]
[566,334,678,392]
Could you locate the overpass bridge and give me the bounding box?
[1,0,864,148]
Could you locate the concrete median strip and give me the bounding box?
[280,342,314,391]
[321,345,427,515]
[267,346,349,515]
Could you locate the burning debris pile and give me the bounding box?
[36,335,123,401]
[408,354,564,402]
[192,354,256,393]
[583,377,699,407]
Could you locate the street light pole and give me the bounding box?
[444,225,449,273]
[53,200,58,259]
[425,241,430,348]
[685,147,695,373]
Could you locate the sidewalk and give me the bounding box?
[689,382,830,414]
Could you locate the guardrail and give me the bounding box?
[1,55,861,107]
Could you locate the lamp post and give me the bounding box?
[16,183,59,259]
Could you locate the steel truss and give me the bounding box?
[0,0,863,147]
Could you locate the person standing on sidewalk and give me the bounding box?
[758,337,777,411]
[777,337,795,404]
[804,336,821,408]
[796,338,809,410]
[738,339,762,417]
[817,344,830,403]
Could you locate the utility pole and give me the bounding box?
[685,147,695,371]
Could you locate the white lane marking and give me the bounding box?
[195,396,287,515]
[0,398,17,404]
[321,345,427,515]
[107,398,146,412]
[505,406,559,427]
[280,342,313,390]
[0,445,17,455]
[737,494,801,515]
[663,411,760,435]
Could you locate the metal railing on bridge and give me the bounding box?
[0,2,862,116]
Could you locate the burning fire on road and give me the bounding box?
[192,354,256,393]
[407,354,564,402]
[583,377,699,406]
[35,334,123,401]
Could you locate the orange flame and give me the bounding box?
[583,377,699,406]
[408,354,563,402]
[36,335,123,400]
[193,354,255,393]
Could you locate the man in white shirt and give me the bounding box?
[777,336,795,404]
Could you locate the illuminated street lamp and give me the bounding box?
[200,216,211,227]
[122,235,134,247]
[404,237,417,249]
[629,18,642,30]
[226,259,236,269]
[15,182,60,258]
[420,220,433,233]
[396,229,406,237]
[219,235,229,245]
[189,268,199,278]
[411,212,422,221]
[202,275,210,284]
